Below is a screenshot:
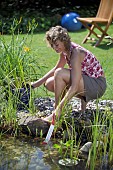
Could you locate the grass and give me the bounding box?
[0,21,113,170]
[2,23,113,100]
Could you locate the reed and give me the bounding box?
[0,18,38,134]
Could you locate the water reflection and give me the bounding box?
[0,136,54,170]
[0,136,112,170]
[0,136,88,170]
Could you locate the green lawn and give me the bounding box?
[1,23,113,100]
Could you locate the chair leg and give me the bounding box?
[82,32,90,43]
[94,23,108,36]
[82,25,94,43]
[93,23,110,46]
[80,21,111,46]
[94,33,105,47]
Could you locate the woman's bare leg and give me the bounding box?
[76,95,88,112]
[54,68,71,108]
[43,68,70,121]
[45,68,70,107]
[81,99,87,112]
[44,69,87,121]
[53,68,88,113]
[44,76,54,92]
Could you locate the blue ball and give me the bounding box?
[61,12,82,32]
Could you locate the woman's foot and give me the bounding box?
[43,113,53,122]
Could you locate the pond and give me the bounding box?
[0,135,113,170]
[0,135,89,170]
[0,98,113,170]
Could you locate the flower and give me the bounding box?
[23,46,30,52]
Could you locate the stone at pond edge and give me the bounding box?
[18,115,50,136]
[58,158,79,166]
[80,141,92,153]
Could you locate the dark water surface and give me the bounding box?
[0,136,113,170]
[0,136,88,170]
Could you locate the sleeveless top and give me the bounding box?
[63,42,104,78]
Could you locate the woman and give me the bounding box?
[31,25,107,121]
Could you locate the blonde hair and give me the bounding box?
[46,25,71,52]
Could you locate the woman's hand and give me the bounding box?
[30,79,44,89]
[54,106,62,120]
[43,106,62,123]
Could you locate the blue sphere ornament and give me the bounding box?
[61,12,82,32]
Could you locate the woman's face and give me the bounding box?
[52,40,65,53]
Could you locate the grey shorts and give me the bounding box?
[82,74,107,102]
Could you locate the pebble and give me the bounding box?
[34,97,113,117]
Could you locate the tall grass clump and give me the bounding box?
[86,102,113,170]
[0,18,39,131]
[54,99,113,169]
[53,103,80,165]
[106,111,113,164]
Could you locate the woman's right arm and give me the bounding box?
[31,53,66,88]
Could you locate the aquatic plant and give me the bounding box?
[0,18,38,134]
[85,103,113,170]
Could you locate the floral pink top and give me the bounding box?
[64,42,104,78]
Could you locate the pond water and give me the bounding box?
[0,136,113,170]
[0,136,88,170]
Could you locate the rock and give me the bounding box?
[18,116,50,136]
[16,97,113,139]
[2,96,113,139]
[58,158,79,166]
[79,141,104,153]
[80,142,92,153]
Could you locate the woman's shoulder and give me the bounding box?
[71,42,95,57]
[71,42,85,52]
[71,42,86,55]
[71,42,79,48]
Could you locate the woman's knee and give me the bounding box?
[54,68,64,79]
[44,77,54,92]
[54,68,62,76]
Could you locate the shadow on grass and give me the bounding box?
[84,40,113,50]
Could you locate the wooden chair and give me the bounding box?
[77,0,113,47]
